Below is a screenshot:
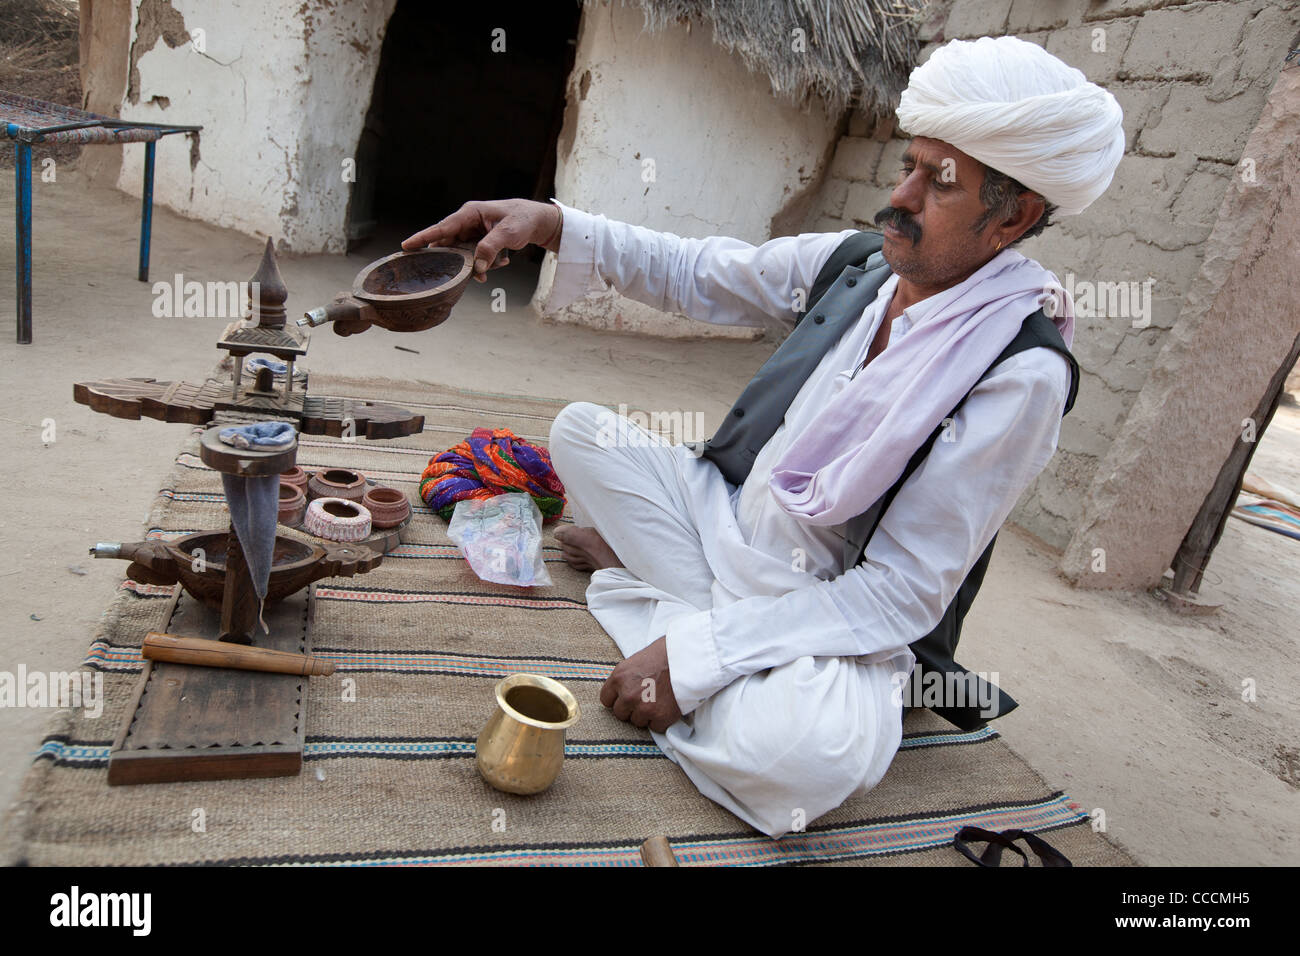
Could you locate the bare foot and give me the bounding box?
[555,526,624,571]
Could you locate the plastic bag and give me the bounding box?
[447,493,552,587]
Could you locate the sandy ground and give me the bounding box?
[1,169,1296,866]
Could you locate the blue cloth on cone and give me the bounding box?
[218,421,296,450]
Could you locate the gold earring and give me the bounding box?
[995,240,1002,251]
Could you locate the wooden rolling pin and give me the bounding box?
[143,632,335,676]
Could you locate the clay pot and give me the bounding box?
[304,497,373,543]
[362,486,411,529]
[308,468,366,503]
[280,466,310,495]
[278,483,307,526]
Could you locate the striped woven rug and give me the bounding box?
[2,375,1131,866]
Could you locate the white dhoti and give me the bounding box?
[548,400,909,838]
[538,200,1073,838]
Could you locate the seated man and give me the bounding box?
[402,36,1124,837]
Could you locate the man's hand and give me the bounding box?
[401,199,563,283]
[600,637,682,733]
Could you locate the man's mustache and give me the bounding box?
[874,206,921,244]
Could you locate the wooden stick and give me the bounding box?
[639,836,680,867]
[143,632,335,676]
[218,525,259,645]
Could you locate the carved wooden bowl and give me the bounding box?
[352,247,473,333]
[105,533,381,610]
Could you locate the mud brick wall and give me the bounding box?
[805,0,1300,550]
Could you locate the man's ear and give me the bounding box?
[998,192,1046,247]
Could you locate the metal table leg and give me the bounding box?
[138,140,155,283]
[14,140,32,345]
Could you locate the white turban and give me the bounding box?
[895,36,1125,215]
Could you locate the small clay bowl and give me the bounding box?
[280,466,310,494]
[308,468,367,503]
[362,486,411,529]
[278,483,307,526]
[304,497,373,542]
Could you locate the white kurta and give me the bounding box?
[543,202,1071,837]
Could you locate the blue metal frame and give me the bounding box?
[13,132,31,344]
[4,115,199,344]
[139,140,155,283]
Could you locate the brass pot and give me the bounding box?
[475,674,580,795]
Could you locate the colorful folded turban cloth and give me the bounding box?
[895,35,1125,216]
[420,427,566,521]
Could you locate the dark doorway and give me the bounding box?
[347,2,581,252]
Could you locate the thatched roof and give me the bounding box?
[625,0,928,116]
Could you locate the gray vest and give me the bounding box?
[690,233,894,571]
[687,231,1079,729]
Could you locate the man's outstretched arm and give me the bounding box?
[541,201,855,333]
[405,198,855,333]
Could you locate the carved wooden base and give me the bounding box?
[107,588,316,786]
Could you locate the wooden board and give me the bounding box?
[73,377,228,424]
[214,388,306,416]
[299,396,426,439]
[107,588,315,786]
[282,512,411,556]
[75,378,425,438]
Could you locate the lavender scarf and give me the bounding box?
[768,248,1075,526]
